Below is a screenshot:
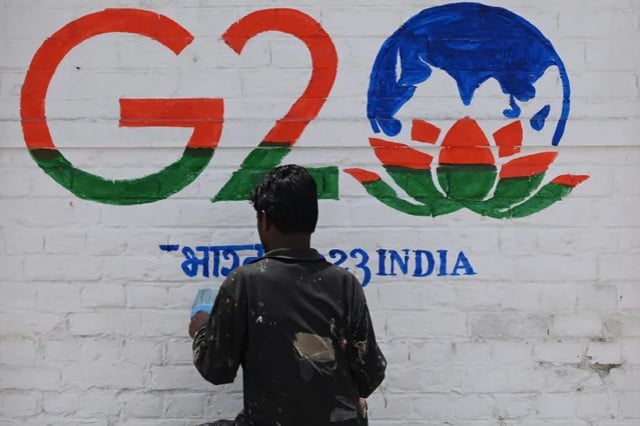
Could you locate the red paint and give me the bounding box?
[438,117,494,165]
[120,99,223,149]
[551,174,590,187]
[493,120,523,158]
[370,137,433,170]
[21,8,194,150]
[344,168,381,184]
[411,119,441,144]
[223,8,338,146]
[499,151,558,179]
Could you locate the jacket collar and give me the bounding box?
[263,247,324,262]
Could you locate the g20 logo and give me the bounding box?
[21,4,588,217]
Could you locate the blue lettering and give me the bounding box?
[451,251,477,276]
[437,249,448,276]
[413,250,435,277]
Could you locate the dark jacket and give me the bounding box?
[193,248,386,426]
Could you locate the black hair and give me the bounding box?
[250,164,318,234]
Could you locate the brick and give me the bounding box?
[534,341,586,364]
[62,363,147,390]
[387,311,467,338]
[76,391,120,417]
[0,338,39,365]
[0,312,64,337]
[150,366,214,391]
[493,393,538,420]
[0,255,24,281]
[142,310,189,337]
[576,285,618,312]
[126,285,170,309]
[120,392,164,418]
[608,367,640,392]
[576,392,615,419]
[165,340,194,365]
[163,393,205,417]
[82,284,125,308]
[621,338,640,364]
[43,392,79,415]
[586,342,623,365]
[552,313,604,338]
[600,255,640,281]
[470,313,551,338]
[409,393,456,421]
[1,228,44,254]
[619,392,640,418]
[24,255,102,281]
[0,282,38,310]
[68,311,144,336]
[616,283,640,311]
[605,315,640,337]
[37,283,83,313]
[453,393,495,420]
[1,366,61,390]
[386,366,463,393]
[42,339,81,364]
[544,366,603,393]
[0,391,41,417]
[121,339,163,367]
[536,392,577,419]
[463,367,546,393]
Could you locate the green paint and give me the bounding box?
[212,143,339,202]
[385,167,444,201]
[350,165,581,218]
[463,173,546,215]
[30,147,213,205]
[359,176,462,217]
[490,181,575,219]
[437,164,497,201]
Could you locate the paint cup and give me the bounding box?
[190,287,218,319]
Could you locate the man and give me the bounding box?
[189,164,386,426]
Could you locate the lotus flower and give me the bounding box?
[345,117,588,218]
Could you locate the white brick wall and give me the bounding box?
[1,0,639,424]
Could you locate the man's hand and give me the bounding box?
[189,311,210,338]
[359,398,367,419]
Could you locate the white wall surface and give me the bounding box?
[1,1,639,425]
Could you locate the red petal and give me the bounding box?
[500,152,558,179]
[493,120,523,158]
[411,119,441,144]
[344,168,380,184]
[439,117,494,165]
[551,174,590,187]
[369,137,433,169]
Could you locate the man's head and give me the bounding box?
[250,165,318,250]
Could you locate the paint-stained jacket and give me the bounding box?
[193,248,386,426]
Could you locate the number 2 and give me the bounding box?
[212,8,340,202]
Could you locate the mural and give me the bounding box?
[20,3,587,217]
[347,3,588,218]
[21,8,338,205]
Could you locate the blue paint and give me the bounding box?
[437,250,448,276]
[413,250,436,277]
[450,251,477,276]
[531,104,551,131]
[367,2,570,145]
[162,244,477,286]
[503,95,521,119]
[389,249,411,276]
[159,244,180,252]
[179,244,264,278]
